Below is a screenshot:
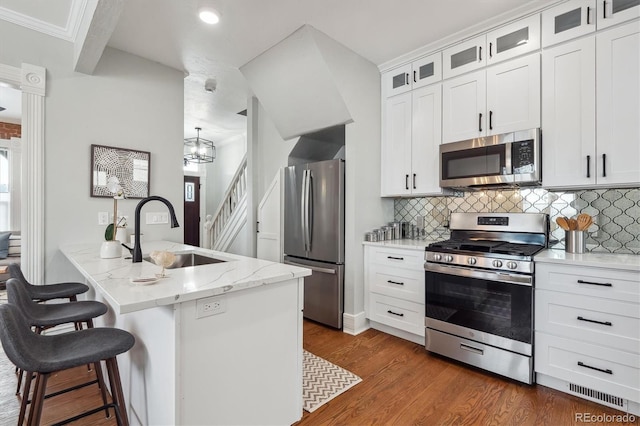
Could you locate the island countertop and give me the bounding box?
[60,240,311,314]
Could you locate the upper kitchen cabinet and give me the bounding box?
[596,21,640,186]
[443,53,540,143]
[381,84,443,197]
[542,0,596,47]
[443,35,486,79]
[597,0,640,29]
[486,15,541,64]
[383,53,442,98]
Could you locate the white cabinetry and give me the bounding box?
[381,84,443,196]
[486,14,541,64]
[383,53,441,97]
[443,35,486,79]
[597,0,640,29]
[443,53,540,143]
[543,21,640,188]
[535,262,640,415]
[364,245,425,345]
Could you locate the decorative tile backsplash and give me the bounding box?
[394,188,640,255]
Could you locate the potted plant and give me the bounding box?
[100,177,125,259]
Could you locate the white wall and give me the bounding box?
[0,20,184,283]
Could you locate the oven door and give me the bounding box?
[425,263,533,356]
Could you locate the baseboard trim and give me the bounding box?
[342,311,369,335]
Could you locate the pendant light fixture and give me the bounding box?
[184,127,215,164]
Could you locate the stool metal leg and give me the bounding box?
[106,357,129,426]
[18,369,34,425]
[27,372,49,426]
[93,361,111,418]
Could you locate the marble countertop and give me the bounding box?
[362,239,441,251]
[60,241,311,314]
[535,249,640,272]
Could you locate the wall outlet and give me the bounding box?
[145,212,169,225]
[98,211,109,225]
[196,295,226,318]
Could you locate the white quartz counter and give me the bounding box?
[362,238,442,251]
[535,249,640,272]
[60,240,311,314]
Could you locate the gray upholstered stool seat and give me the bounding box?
[0,304,135,426]
[8,263,89,302]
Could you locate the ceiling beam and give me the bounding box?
[74,0,125,74]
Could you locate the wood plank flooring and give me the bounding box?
[0,318,637,425]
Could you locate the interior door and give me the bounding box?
[257,169,283,262]
[183,176,200,246]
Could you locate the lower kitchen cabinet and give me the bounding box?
[364,244,426,345]
[534,260,640,416]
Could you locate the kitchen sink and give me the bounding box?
[144,251,228,269]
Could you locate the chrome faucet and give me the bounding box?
[123,196,180,262]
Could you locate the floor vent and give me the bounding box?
[569,383,624,408]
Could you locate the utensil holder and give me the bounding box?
[565,230,586,254]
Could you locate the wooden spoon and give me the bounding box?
[556,217,570,231]
[568,218,578,230]
[577,213,593,231]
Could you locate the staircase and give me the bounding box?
[208,155,248,251]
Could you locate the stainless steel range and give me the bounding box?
[424,212,549,384]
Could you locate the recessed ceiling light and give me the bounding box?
[199,1,220,24]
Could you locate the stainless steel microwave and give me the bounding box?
[439,128,541,189]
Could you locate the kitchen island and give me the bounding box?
[60,241,311,426]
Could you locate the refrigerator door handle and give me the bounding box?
[306,171,313,252]
[301,169,308,252]
[284,260,337,275]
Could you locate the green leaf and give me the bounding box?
[105,223,114,241]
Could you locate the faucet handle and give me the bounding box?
[121,243,133,255]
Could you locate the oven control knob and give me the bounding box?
[467,257,477,265]
[444,255,454,262]
[433,254,442,261]
[492,260,503,268]
[506,261,518,270]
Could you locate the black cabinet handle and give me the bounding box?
[387,256,404,260]
[578,361,612,375]
[577,316,612,326]
[405,73,409,86]
[405,174,409,190]
[413,70,417,83]
[602,153,606,177]
[479,46,482,61]
[413,173,417,189]
[587,155,591,178]
[489,110,493,130]
[587,6,591,24]
[387,280,405,286]
[578,279,612,287]
[387,310,404,317]
[603,0,607,18]
[489,42,493,58]
[478,113,483,132]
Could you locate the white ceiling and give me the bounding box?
[0,0,556,142]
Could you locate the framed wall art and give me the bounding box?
[91,144,150,198]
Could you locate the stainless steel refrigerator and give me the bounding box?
[283,159,345,329]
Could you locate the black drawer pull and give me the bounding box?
[578,361,612,375]
[387,256,404,261]
[387,280,405,286]
[387,310,404,317]
[577,316,612,326]
[586,155,591,178]
[577,279,612,287]
[602,153,607,177]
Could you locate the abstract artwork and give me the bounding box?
[91,144,150,199]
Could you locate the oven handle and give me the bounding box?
[425,262,533,286]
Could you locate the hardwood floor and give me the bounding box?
[0,318,637,425]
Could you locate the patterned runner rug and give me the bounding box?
[303,350,361,412]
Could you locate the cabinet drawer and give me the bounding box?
[371,247,425,269]
[535,332,640,401]
[370,265,425,303]
[535,289,640,353]
[536,263,640,302]
[369,293,424,336]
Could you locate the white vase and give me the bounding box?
[100,240,122,259]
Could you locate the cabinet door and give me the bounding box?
[411,84,442,195]
[442,70,486,143]
[381,92,412,196]
[597,0,640,29]
[442,35,486,79]
[383,63,412,98]
[412,53,442,89]
[596,22,640,186]
[542,0,596,47]
[487,15,541,64]
[542,38,596,188]
[486,53,540,135]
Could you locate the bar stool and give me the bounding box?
[8,263,89,302]
[0,303,134,426]
[6,278,109,419]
